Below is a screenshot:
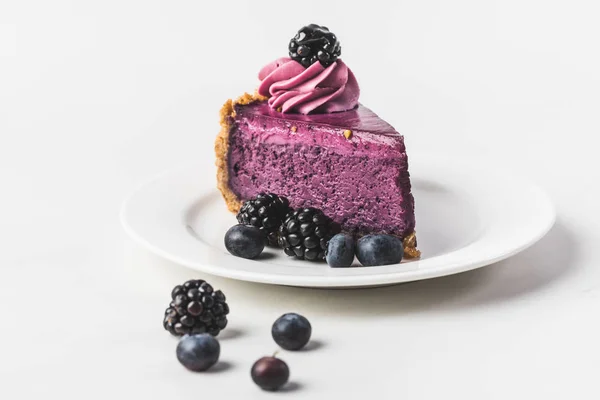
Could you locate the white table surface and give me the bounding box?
[2,1,599,399]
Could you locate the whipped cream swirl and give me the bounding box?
[257,57,360,114]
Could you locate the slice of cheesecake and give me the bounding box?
[215,93,420,258]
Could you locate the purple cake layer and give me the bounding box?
[226,101,416,237]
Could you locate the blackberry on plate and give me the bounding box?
[278,207,339,262]
[288,24,341,68]
[163,279,229,337]
[237,193,291,246]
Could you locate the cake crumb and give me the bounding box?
[277,107,283,112]
[343,129,353,139]
[291,126,297,132]
[403,232,421,259]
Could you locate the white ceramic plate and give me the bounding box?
[121,155,555,288]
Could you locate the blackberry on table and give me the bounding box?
[163,279,229,337]
[237,193,291,246]
[289,24,341,68]
[278,207,339,262]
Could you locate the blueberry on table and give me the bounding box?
[326,233,355,267]
[272,313,312,351]
[251,356,290,391]
[176,334,220,372]
[224,224,265,259]
[356,234,404,267]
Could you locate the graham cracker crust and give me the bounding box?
[215,92,267,213]
[402,232,421,259]
[214,92,420,259]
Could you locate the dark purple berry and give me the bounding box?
[176,334,220,372]
[163,280,229,337]
[171,285,184,299]
[224,225,265,259]
[236,193,291,246]
[199,282,213,294]
[272,313,312,350]
[187,288,200,300]
[213,290,226,303]
[297,45,310,56]
[201,295,214,308]
[251,356,290,391]
[355,234,404,266]
[278,208,339,262]
[288,24,341,67]
[326,233,355,267]
[187,301,203,316]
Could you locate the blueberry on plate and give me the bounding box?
[176,334,220,372]
[326,233,355,267]
[224,224,266,259]
[272,313,312,350]
[355,234,404,267]
[251,356,290,391]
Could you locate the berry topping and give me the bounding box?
[289,24,341,68]
[272,313,312,351]
[355,234,404,267]
[251,356,290,391]
[278,207,340,262]
[176,334,220,372]
[163,280,229,337]
[237,193,291,246]
[224,224,266,259]
[326,233,355,268]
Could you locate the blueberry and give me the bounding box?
[272,313,312,350]
[176,334,220,372]
[326,233,355,267]
[355,234,404,267]
[251,356,290,391]
[224,224,265,259]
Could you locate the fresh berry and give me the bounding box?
[272,313,312,351]
[288,24,341,67]
[251,356,290,391]
[163,280,229,337]
[224,224,266,259]
[237,193,291,246]
[278,208,339,262]
[176,334,220,372]
[326,233,355,267]
[355,234,404,267]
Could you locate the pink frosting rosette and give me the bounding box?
[257,57,360,114]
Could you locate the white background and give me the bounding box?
[1,1,599,399]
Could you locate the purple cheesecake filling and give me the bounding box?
[226,102,416,237]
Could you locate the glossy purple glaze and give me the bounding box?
[226,101,416,237]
